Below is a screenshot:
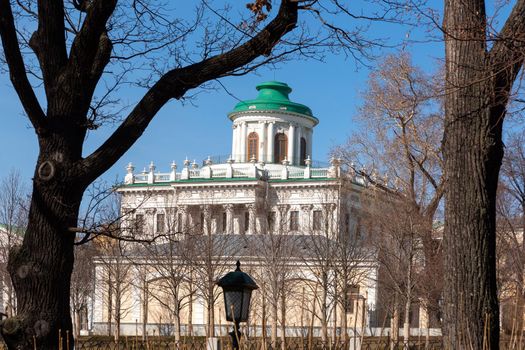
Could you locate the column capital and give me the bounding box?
[278,204,289,213]
[200,204,212,215]
[301,204,313,212]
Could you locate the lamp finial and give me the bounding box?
[236,260,241,271]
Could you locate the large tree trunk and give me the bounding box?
[443,1,503,347]
[1,158,83,349]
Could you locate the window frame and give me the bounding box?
[247,132,259,161]
[274,133,288,163]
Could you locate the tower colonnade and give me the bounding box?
[229,81,318,165]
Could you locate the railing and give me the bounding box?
[311,169,329,178]
[0,336,521,350]
[189,169,201,178]
[0,337,447,350]
[155,174,170,182]
[134,174,148,182]
[127,164,337,184]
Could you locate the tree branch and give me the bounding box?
[67,0,117,95]
[32,0,68,93]
[80,0,299,183]
[489,0,525,98]
[0,0,46,132]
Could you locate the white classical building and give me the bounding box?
[91,82,379,338]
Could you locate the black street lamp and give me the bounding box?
[217,260,258,350]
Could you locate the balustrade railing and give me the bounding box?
[127,163,337,184]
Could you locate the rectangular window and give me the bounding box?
[200,212,204,231]
[345,213,350,234]
[222,212,227,233]
[267,211,276,232]
[313,210,322,231]
[244,212,250,233]
[345,285,360,314]
[290,211,299,231]
[134,214,144,234]
[156,213,165,233]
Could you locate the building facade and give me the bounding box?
[91,82,378,339]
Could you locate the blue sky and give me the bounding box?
[0,1,446,189]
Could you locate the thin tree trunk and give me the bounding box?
[262,290,267,348]
[391,295,399,349]
[74,310,81,338]
[280,291,286,350]
[271,297,278,348]
[107,276,113,337]
[207,288,215,337]
[142,280,148,340]
[321,284,328,343]
[403,261,412,348]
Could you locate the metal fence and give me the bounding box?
[65,337,445,350]
[0,336,520,350]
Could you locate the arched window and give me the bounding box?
[247,132,259,161]
[274,133,288,163]
[300,137,307,166]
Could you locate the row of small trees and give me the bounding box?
[80,183,371,348]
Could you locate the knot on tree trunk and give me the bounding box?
[37,161,56,181]
[0,316,26,349]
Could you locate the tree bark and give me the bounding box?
[443,2,502,348]
[442,0,525,346]
[2,157,84,349]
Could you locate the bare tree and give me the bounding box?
[363,189,429,349]
[335,52,444,329]
[0,1,305,347]
[180,208,233,339]
[143,235,195,343]
[0,170,28,317]
[95,237,134,342]
[302,202,339,345]
[70,242,97,338]
[496,131,525,344]
[247,205,300,350]
[331,194,373,346]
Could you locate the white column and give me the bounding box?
[179,206,188,233]
[267,122,275,163]
[248,204,257,234]
[296,126,303,164]
[225,204,234,233]
[231,124,238,160]
[288,123,295,165]
[260,121,267,162]
[202,205,211,235]
[240,122,248,162]
[307,128,313,160]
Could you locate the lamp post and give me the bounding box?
[217,260,258,350]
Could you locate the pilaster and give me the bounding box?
[268,121,275,163]
[288,123,295,165]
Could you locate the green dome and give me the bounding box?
[228,81,316,121]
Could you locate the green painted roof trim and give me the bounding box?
[228,81,317,121]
